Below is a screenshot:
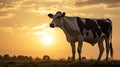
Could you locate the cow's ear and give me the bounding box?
[48,14,53,18]
[62,12,66,17]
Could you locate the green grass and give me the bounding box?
[0,60,120,67]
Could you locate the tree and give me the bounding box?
[3,54,10,60]
[67,56,72,61]
[82,56,87,61]
[28,56,33,61]
[43,55,50,61]
[34,57,41,62]
[0,55,2,60]
[12,55,17,61]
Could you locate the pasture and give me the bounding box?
[0,60,120,67]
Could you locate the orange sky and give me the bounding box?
[0,0,120,60]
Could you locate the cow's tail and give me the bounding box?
[108,19,113,59]
[110,31,113,59]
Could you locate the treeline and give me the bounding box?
[0,54,88,63]
[0,54,50,62]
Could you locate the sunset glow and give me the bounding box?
[0,0,120,60]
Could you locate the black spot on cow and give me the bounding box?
[97,19,111,37]
[85,19,101,38]
[86,32,89,36]
[77,17,85,36]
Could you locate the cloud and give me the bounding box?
[0,0,25,11]
[104,13,114,18]
[0,26,13,33]
[0,23,55,36]
[73,0,120,8]
[0,0,119,29]
[22,0,66,15]
[32,23,55,35]
[107,2,120,8]
[0,12,15,20]
[21,0,120,17]
[32,23,48,30]
[0,0,26,20]
[0,25,29,35]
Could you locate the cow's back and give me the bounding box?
[77,17,112,46]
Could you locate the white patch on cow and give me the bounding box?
[94,20,101,29]
[59,16,81,43]
[80,18,86,24]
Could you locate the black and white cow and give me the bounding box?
[48,11,113,62]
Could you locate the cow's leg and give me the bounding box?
[70,43,76,61]
[77,42,83,61]
[77,36,83,61]
[105,37,110,61]
[97,36,104,62]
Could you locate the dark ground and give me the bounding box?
[0,60,120,67]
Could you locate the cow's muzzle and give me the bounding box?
[50,23,55,28]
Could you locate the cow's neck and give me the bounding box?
[59,16,80,37]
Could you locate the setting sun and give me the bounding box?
[42,35,53,45]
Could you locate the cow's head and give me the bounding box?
[48,11,66,28]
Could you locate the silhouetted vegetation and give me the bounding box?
[43,55,50,61]
[0,54,33,62]
[0,54,120,67]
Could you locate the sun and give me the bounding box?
[42,35,53,45]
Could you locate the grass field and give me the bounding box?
[0,60,120,67]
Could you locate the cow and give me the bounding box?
[48,11,113,62]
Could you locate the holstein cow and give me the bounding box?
[48,11,113,62]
